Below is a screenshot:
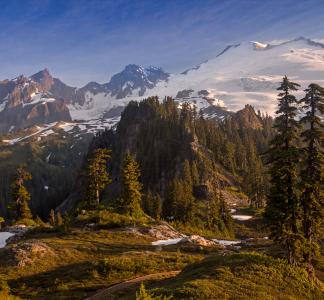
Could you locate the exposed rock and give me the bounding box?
[232,104,262,129]
[123,223,185,240]
[4,240,55,267]
[105,64,169,99]
[0,72,72,133]
[180,235,218,247]
[176,89,194,98]
[140,223,186,240]
[198,90,209,96]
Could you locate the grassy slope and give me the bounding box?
[0,228,203,299]
[147,252,323,300]
[0,209,322,300]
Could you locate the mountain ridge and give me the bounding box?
[0,36,323,134]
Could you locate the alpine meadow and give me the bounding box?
[0,1,323,299]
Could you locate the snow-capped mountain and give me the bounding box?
[0,37,323,136]
[0,73,71,134]
[68,36,324,122]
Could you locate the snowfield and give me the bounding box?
[0,232,15,248]
[68,37,324,120]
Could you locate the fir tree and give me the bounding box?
[49,209,55,227]
[56,212,63,228]
[143,190,162,219]
[299,83,324,276]
[0,216,4,229]
[8,166,32,222]
[136,282,152,300]
[219,191,233,230]
[84,148,111,208]
[191,160,200,185]
[207,192,221,230]
[120,153,143,217]
[265,76,301,264]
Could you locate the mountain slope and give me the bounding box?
[66,37,324,122]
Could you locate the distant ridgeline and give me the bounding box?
[62,97,274,224]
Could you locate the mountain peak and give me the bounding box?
[105,64,169,99]
[30,68,54,91]
[234,105,262,129]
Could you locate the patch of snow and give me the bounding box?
[0,232,15,248]
[251,41,268,50]
[58,122,75,132]
[46,153,51,162]
[232,215,253,221]
[152,237,184,246]
[40,129,55,137]
[1,122,57,145]
[23,93,56,107]
[213,239,241,246]
[0,99,8,112]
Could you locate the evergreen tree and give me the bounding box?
[136,282,152,300]
[182,160,192,186]
[56,212,63,227]
[0,216,5,229]
[265,76,301,264]
[191,160,200,185]
[219,191,233,230]
[49,209,55,227]
[207,192,221,230]
[299,83,324,276]
[84,148,111,208]
[142,190,162,219]
[120,153,143,217]
[8,166,32,222]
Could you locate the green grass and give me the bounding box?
[76,209,152,229]
[171,221,234,239]
[0,228,203,299]
[146,252,323,300]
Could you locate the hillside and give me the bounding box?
[63,98,272,202]
[0,96,322,300]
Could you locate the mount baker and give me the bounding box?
[0,36,323,135]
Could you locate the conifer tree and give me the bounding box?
[207,191,221,230]
[8,166,32,222]
[183,160,192,186]
[120,153,143,217]
[84,148,111,208]
[0,216,5,229]
[142,190,162,219]
[49,209,55,226]
[265,76,301,264]
[219,191,233,230]
[191,160,200,185]
[299,83,324,276]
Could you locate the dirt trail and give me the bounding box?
[85,270,180,300]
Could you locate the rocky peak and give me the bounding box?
[105,64,169,99]
[30,68,54,91]
[233,104,262,129]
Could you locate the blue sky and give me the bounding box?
[0,0,323,86]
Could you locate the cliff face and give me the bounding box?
[232,104,263,129]
[0,71,72,134]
